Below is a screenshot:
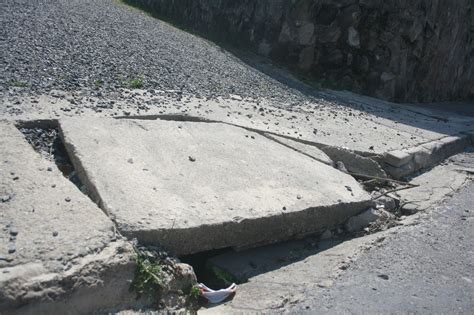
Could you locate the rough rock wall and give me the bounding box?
[127,0,474,103]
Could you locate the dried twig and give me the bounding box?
[347,171,419,188]
[373,186,415,200]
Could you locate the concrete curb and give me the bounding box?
[382,132,474,179]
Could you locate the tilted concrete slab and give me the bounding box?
[59,118,372,255]
[0,121,141,313]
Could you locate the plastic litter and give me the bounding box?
[197,283,237,304]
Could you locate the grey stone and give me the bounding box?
[8,244,16,254]
[381,72,396,82]
[298,22,314,45]
[1,195,12,203]
[347,26,360,48]
[9,227,18,237]
[59,118,371,255]
[345,208,390,233]
[317,25,342,43]
[298,46,315,71]
[320,229,333,240]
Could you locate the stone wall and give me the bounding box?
[126,0,474,103]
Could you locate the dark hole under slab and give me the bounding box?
[18,125,83,190]
[180,247,243,289]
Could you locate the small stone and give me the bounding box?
[297,195,302,200]
[317,280,334,288]
[320,229,333,240]
[230,94,243,101]
[188,156,196,162]
[1,195,11,203]
[52,231,59,237]
[0,255,13,262]
[8,244,16,254]
[127,158,134,164]
[378,274,389,280]
[347,26,360,48]
[9,227,18,236]
[336,161,348,173]
[47,167,53,171]
[65,197,71,202]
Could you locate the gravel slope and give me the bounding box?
[1,0,310,103]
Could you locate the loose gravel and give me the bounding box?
[1,0,314,104]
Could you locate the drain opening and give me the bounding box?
[180,247,244,289]
[19,125,84,190]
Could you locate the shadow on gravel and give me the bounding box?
[119,0,474,137]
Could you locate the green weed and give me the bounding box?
[9,80,28,87]
[129,77,144,89]
[94,79,104,87]
[130,249,164,299]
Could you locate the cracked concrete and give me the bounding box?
[396,150,474,213]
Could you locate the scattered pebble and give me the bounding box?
[9,227,18,236]
[1,195,12,203]
[378,274,389,280]
[8,244,16,254]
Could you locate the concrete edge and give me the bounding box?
[58,124,107,216]
[383,132,474,179]
[124,200,372,256]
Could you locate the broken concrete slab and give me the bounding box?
[320,146,387,178]
[59,117,372,255]
[395,150,474,214]
[263,133,333,165]
[0,121,142,313]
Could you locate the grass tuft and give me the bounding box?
[130,248,165,299]
[9,80,28,87]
